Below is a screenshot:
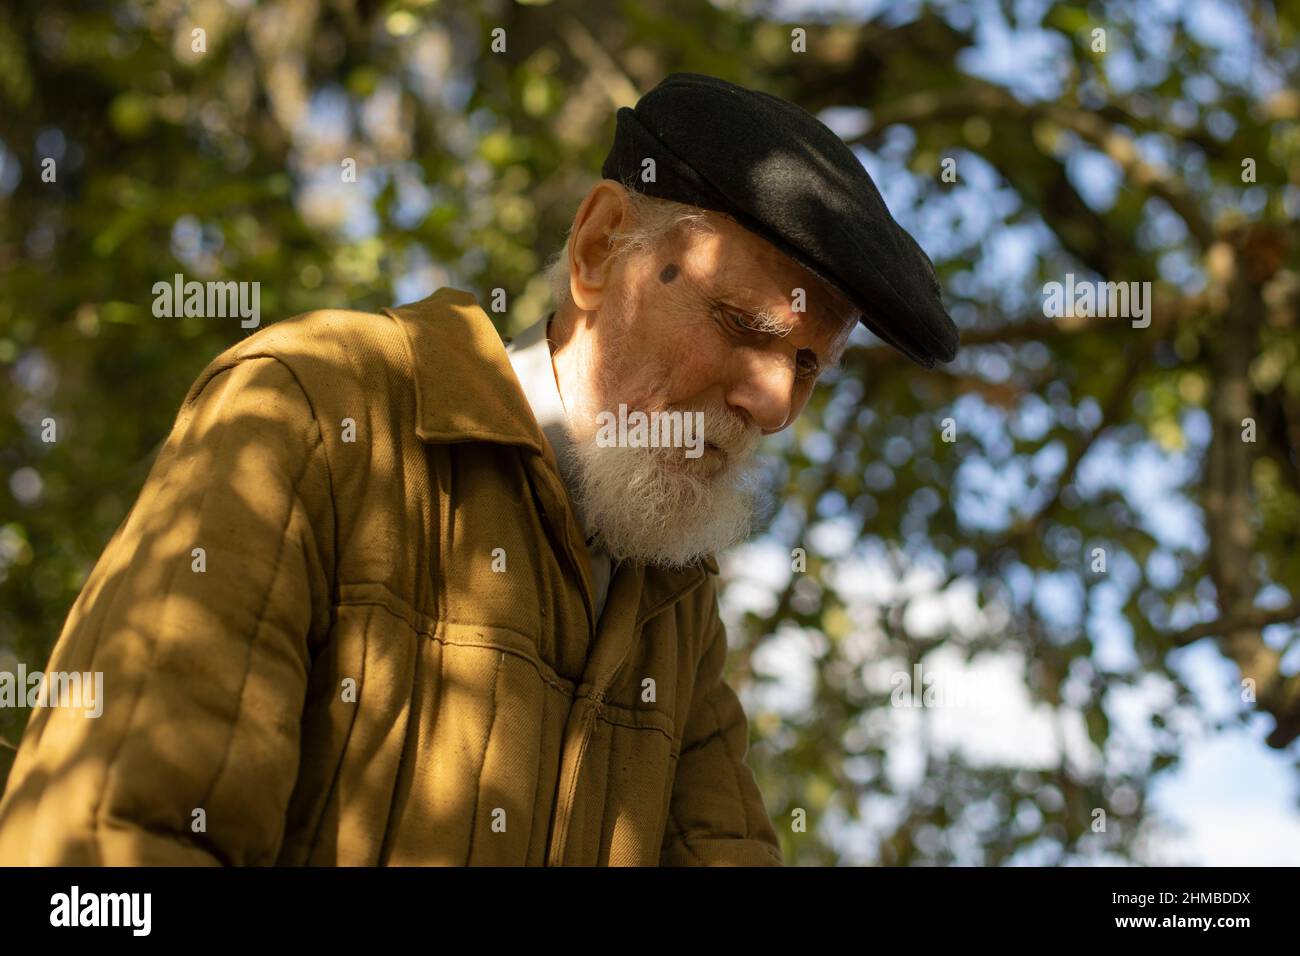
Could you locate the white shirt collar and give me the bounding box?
[504,312,600,545]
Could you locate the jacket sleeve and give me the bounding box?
[661,580,784,866]
[0,354,334,865]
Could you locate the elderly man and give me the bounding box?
[0,73,956,866]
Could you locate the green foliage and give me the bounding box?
[2,0,1298,863]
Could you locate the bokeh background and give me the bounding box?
[2,0,1300,865]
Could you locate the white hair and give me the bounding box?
[544,186,714,310]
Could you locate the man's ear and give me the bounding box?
[569,181,632,313]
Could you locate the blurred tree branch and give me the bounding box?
[858,80,1215,246]
[1168,598,1300,647]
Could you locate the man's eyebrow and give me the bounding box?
[731,303,794,336]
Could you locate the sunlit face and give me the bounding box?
[551,182,857,569]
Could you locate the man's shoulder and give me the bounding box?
[181,287,511,448]
[237,304,411,383]
[185,302,427,415]
[224,288,485,392]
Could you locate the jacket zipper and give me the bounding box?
[545,568,713,866]
[546,694,601,866]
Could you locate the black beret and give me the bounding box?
[600,72,959,368]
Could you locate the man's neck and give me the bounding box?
[542,311,565,417]
[548,307,583,423]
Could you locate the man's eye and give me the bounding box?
[723,308,752,332]
[720,306,819,379]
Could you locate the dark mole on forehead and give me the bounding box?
[658,263,679,283]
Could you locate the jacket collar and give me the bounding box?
[383,287,546,454]
[382,287,719,579]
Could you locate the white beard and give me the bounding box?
[563,397,769,570]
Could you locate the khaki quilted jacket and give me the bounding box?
[0,287,784,866]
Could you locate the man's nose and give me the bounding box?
[723,349,797,434]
